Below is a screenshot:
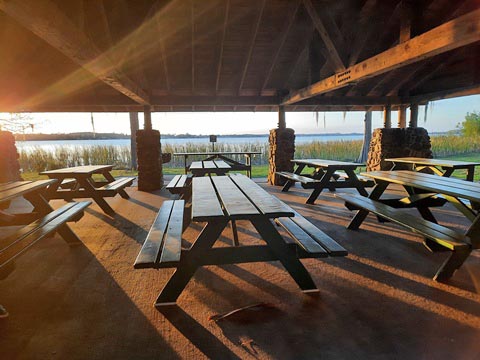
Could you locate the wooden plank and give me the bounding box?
[293,159,363,168]
[0,0,150,105]
[215,0,229,93]
[275,217,328,255]
[211,176,259,218]
[0,180,55,203]
[282,9,480,104]
[1,201,90,267]
[191,177,224,221]
[0,181,33,192]
[98,177,134,191]
[189,161,203,170]
[134,201,174,268]
[202,161,216,170]
[159,200,184,264]
[363,171,480,201]
[289,211,348,255]
[386,158,480,168]
[229,174,294,218]
[213,160,230,169]
[340,194,469,250]
[166,175,182,189]
[276,172,318,184]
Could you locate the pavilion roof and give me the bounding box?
[0,0,479,113]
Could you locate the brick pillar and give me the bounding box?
[136,129,163,191]
[268,128,295,185]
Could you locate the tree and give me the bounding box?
[458,111,480,136]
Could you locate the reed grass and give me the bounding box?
[17,134,480,173]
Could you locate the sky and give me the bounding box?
[2,95,479,135]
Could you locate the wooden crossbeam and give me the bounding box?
[408,84,480,104]
[302,0,345,72]
[216,0,229,93]
[0,0,150,105]
[282,9,480,105]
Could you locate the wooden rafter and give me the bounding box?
[260,0,300,93]
[302,0,345,72]
[282,8,480,105]
[408,84,480,103]
[283,28,315,89]
[0,0,150,105]
[238,0,266,92]
[215,0,229,94]
[191,0,195,92]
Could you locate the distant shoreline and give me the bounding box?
[14,131,455,142]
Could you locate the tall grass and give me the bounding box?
[17,134,480,172]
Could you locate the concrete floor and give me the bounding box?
[0,178,479,359]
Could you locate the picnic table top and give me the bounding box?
[191,174,294,222]
[40,165,114,176]
[174,151,262,156]
[0,180,56,203]
[189,160,231,170]
[292,159,364,168]
[362,170,480,203]
[385,157,480,168]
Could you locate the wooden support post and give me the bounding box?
[358,111,372,163]
[144,105,152,130]
[278,105,286,129]
[409,104,419,127]
[399,1,412,43]
[129,112,139,170]
[383,105,392,128]
[398,105,407,128]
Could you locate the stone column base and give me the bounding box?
[136,129,163,191]
[367,127,432,171]
[268,128,295,186]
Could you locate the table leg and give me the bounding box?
[306,168,337,204]
[155,219,229,306]
[231,220,239,246]
[282,164,306,192]
[434,247,472,282]
[344,169,369,196]
[23,193,82,245]
[77,177,116,216]
[252,218,317,292]
[466,166,475,182]
[184,155,188,175]
[103,170,130,199]
[348,182,389,229]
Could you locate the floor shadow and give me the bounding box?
[85,208,148,244]
[159,306,241,360]
[0,237,178,360]
[127,197,160,213]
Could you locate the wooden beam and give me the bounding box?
[383,105,392,128]
[238,0,266,92]
[191,0,195,93]
[282,9,480,105]
[129,112,139,169]
[408,84,480,104]
[398,105,407,128]
[144,105,152,130]
[283,29,314,89]
[399,1,412,43]
[216,0,229,94]
[278,105,286,129]
[0,0,150,105]
[302,0,345,72]
[409,103,418,127]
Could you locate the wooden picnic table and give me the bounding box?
[40,165,135,216]
[341,170,480,280]
[0,180,90,268]
[278,159,373,204]
[386,157,480,181]
[174,151,261,178]
[134,173,347,306]
[188,160,231,177]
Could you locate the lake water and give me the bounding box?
[16,134,364,152]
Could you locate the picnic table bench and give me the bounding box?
[165,174,193,200]
[0,180,90,270]
[337,170,480,281]
[41,165,135,216]
[277,159,374,204]
[135,173,346,307]
[174,151,261,178]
